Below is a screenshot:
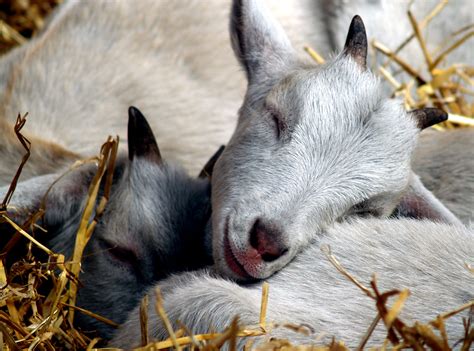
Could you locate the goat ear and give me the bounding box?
[410,108,448,130]
[342,15,367,69]
[394,172,462,225]
[128,106,162,164]
[230,0,295,82]
[199,145,225,179]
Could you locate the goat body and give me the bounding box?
[111,218,474,349]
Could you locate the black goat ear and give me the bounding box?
[410,108,448,130]
[199,145,225,179]
[128,106,162,164]
[342,15,368,69]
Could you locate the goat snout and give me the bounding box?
[249,218,288,262]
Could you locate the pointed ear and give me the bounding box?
[342,15,367,69]
[409,108,448,130]
[128,106,162,164]
[230,0,296,82]
[199,145,225,179]
[395,172,462,225]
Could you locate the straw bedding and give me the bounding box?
[0,0,472,349]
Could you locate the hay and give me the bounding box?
[0,0,472,349]
[374,3,474,126]
[0,116,119,349]
[305,0,474,129]
[0,0,62,54]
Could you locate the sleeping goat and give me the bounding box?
[0,107,215,340]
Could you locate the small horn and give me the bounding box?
[199,145,225,179]
[128,106,162,164]
[343,15,367,69]
[410,108,448,130]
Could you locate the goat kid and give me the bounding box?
[0,107,215,340]
[1,0,469,282]
[0,0,323,184]
[210,0,463,282]
[3,0,469,185]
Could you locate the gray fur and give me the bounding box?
[325,0,473,71]
[1,134,212,340]
[211,0,462,281]
[1,0,470,283]
[0,1,470,195]
[412,129,474,224]
[0,0,325,185]
[5,0,468,185]
[111,218,474,349]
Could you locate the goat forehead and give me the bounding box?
[278,68,379,120]
[246,81,414,199]
[99,192,171,254]
[128,161,197,199]
[267,63,416,159]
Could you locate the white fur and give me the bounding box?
[210,0,465,281]
[413,129,474,223]
[0,0,324,185]
[110,218,474,349]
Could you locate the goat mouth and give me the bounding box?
[223,217,252,280]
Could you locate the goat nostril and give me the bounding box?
[249,219,288,262]
[261,248,288,262]
[249,219,261,251]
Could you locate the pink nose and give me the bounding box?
[249,219,288,262]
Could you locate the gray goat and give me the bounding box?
[3,0,470,185]
[110,218,474,349]
[0,0,323,184]
[1,107,214,340]
[1,0,469,220]
[412,129,474,224]
[1,0,470,285]
[209,0,463,282]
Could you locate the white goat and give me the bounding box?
[209,0,466,282]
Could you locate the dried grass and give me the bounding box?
[305,0,474,129]
[0,0,62,54]
[1,120,471,349]
[0,0,473,350]
[0,113,119,350]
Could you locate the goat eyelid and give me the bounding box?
[352,201,380,217]
[98,238,138,267]
[265,105,285,138]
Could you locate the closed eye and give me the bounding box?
[266,107,285,139]
[350,201,379,218]
[98,238,139,269]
